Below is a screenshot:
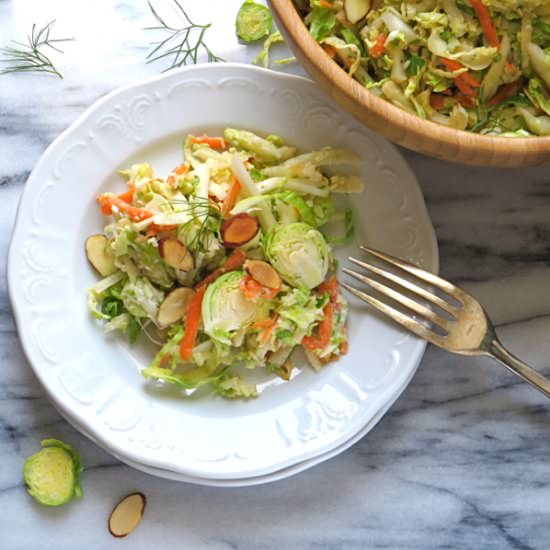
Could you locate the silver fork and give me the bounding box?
[341,246,550,399]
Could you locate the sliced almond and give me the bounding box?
[157,287,195,329]
[245,260,281,289]
[344,0,371,24]
[85,234,117,277]
[221,213,259,248]
[108,492,146,538]
[159,238,194,271]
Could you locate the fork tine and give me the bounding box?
[340,282,447,347]
[342,267,449,331]
[348,256,457,317]
[360,246,465,299]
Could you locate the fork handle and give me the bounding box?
[489,339,550,398]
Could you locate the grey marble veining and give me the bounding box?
[1,1,550,549]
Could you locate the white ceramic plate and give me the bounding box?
[8,64,438,481]
[50,352,418,486]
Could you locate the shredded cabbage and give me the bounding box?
[298,0,550,136]
[86,129,361,398]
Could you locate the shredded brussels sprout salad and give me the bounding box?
[295,0,550,136]
[86,129,364,399]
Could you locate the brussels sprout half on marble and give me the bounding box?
[23,439,83,507]
[264,222,329,289]
[235,0,273,43]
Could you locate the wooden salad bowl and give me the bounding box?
[269,0,550,167]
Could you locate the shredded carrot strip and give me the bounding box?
[174,163,189,175]
[302,276,346,351]
[151,223,178,232]
[486,81,519,107]
[369,34,387,59]
[430,94,447,110]
[302,304,334,350]
[344,56,355,69]
[167,163,189,187]
[240,276,279,300]
[191,135,227,150]
[441,58,462,71]
[470,0,499,48]
[221,176,241,218]
[322,44,337,58]
[145,223,178,238]
[454,78,476,97]
[117,183,135,204]
[456,94,476,108]
[158,354,170,368]
[97,194,153,221]
[252,318,276,330]
[260,316,278,345]
[458,73,480,92]
[317,276,339,302]
[458,72,480,89]
[179,286,206,361]
[441,58,480,88]
[441,58,479,97]
[251,317,279,344]
[251,316,279,345]
[505,62,516,74]
[319,0,333,8]
[240,277,263,300]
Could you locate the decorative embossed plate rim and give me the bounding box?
[8,64,438,481]
[52,356,418,487]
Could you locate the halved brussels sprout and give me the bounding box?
[23,439,83,507]
[202,271,262,344]
[236,0,273,43]
[264,223,329,289]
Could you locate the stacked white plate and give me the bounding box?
[8,64,438,486]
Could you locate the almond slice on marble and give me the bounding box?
[85,234,117,277]
[344,0,371,24]
[245,260,281,289]
[157,287,195,329]
[159,238,194,271]
[108,492,146,538]
[221,213,259,248]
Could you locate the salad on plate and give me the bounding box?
[86,128,363,399]
[296,0,550,136]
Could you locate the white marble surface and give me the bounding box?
[2,1,550,548]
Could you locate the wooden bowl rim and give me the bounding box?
[270,0,550,160]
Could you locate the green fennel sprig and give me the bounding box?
[167,197,222,252]
[0,21,73,78]
[145,0,223,71]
